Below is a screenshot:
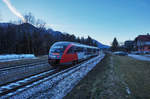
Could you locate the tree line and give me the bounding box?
[0,13,97,56]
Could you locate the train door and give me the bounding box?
[64,46,78,63]
[76,47,84,61]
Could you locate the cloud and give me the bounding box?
[2,0,26,22]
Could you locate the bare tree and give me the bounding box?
[18,20,23,24]
[36,19,46,29]
[0,12,2,21]
[24,12,35,25]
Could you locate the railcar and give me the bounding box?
[48,41,100,67]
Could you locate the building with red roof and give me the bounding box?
[134,34,150,52]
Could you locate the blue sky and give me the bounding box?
[0,0,150,45]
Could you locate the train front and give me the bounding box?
[48,42,67,66]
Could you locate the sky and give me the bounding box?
[0,0,150,45]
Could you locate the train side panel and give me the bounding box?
[60,44,78,64]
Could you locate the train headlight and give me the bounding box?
[50,55,56,58]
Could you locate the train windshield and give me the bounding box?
[50,45,67,53]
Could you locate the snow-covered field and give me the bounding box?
[0,54,35,62]
[128,54,150,61]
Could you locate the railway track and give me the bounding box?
[0,56,99,98]
[0,68,57,98]
[0,61,51,87]
[0,60,48,71]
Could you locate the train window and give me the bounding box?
[67,46,74,54]
[50,45,66,53]
[87,48,91,54]
[85,48,88,55]
[75,47,83,52]
[80,47,84,52]
[93,49,95,53]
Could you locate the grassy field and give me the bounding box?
[65,54,150,99]
[113,55,150,99]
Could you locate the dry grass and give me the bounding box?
[113,55,150,99]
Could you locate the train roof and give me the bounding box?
[53,41,99,49]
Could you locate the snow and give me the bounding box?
[126,86,131,95]
[128,54,150,61]
[121,81,131,95]
[0,54,35,62]
[145,54,150,57]
[5,54,105,99]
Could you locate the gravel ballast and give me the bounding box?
[7,54,105,99]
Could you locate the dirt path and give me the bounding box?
[98,56,130,99]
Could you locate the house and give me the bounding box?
[124,40,134,52]
[134,34,150,52]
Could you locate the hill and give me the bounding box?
[0,22,107,55]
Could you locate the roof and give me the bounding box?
[53,41,99,49]
[135,35,150,41]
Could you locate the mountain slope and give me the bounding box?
[94,40,110,49]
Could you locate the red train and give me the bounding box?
[48,41,100,67]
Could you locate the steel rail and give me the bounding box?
[0,61,48,71]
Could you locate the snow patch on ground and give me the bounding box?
[126,86,131,95]
[145,54,150,57]
[0,54,35,62]
[128,54,150,61]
